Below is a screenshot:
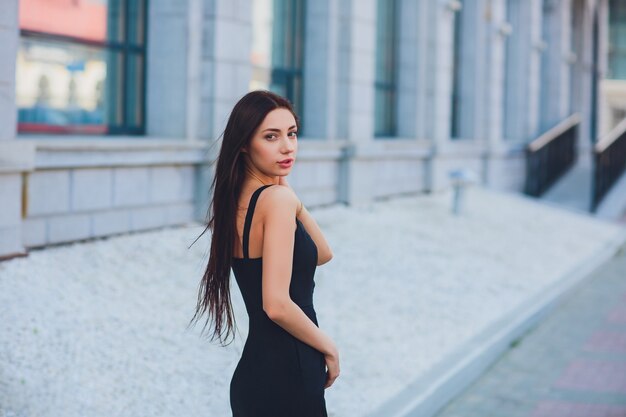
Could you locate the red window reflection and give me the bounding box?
[19,0,110,43]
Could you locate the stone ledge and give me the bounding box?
[15,137,211,169]
[0,141,36,173]
[344,139,434,159]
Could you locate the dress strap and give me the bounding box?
[243,184,274,259]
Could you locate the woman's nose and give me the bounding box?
[281,136,295,151]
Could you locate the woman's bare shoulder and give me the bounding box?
[257,184,299,219]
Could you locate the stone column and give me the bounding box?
[570,0,595,149]
[539,0,573,133]
[301,0,340,140]
[453,0,490,141]
[199,0,253,141]
[503,0,544,142]
[0,0,17,142]
[396,0,430,139]
[0,0,27,258]
[483,0,508,150]
[423,0,459,192]
[336,0,377,205]
[145,0,192,138]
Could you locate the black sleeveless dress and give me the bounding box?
[229,184,328,417]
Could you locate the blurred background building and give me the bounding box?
[0,0,625,259]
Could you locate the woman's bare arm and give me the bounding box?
[276,177,332,266]
[260,186,338,357]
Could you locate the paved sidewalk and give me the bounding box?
[435,243,626,417]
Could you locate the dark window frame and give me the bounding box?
[609,0,626,80]
[450,6,463,139]
[374,0,398,138]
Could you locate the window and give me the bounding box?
[374,0,398,137]
[251,0,306,130]
[609,0,626,79]
[16,0,147,135]
[450,4,463,139]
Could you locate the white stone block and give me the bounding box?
[166,203,195,224]
[0,81,16,141]
[92,209,131,236]
[130,206,167,231]
[22,217,46,247]
[48,214,91,244]
[27,170,70,216]
[0,173,20,228]
[0,225,22,256]
[217,0,237,20]
[179,166,195,201]
[71,168,113,211]
[0,0,18,29]
[214,61,238,100]
[149,166,192,203]
[113,167,150,207]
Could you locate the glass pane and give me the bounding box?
[375,0,395,84]
[107,50,125,126]
[125,52,144,127]
[19,0,125,43]
[272,0,289,68]
[375,87,394,136]
[127,0,146,46]
[293,0,305,70]
[451,9,463,138]
[251,0,274,70]
[609,0,626,79]
[292,73,303,118]
[16,37,115,134]
[375,0,396,137]
[269,69,288,97]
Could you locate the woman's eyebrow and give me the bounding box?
[262,125,297,132]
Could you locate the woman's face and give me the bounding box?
[243,108,298,179]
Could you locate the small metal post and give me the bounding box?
[448,169,477,215]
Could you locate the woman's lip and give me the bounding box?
[278,159,293,163]
[278,159,293,167]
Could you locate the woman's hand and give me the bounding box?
[323,346,340,389]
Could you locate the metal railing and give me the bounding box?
[591,118,626,211]
[524,114,581,197]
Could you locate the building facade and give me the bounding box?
[0,0,608,258]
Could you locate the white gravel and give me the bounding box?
[1,186,624,417]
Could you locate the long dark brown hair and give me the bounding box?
[186,89,300,346]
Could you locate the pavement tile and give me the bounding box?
[529,400,626,417]
[582,330,626,353]
[554,359,626,393]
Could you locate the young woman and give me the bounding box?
[188,90,340,416]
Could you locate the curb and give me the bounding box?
[366,228,626,417]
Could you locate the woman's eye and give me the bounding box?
[265,132,297,140]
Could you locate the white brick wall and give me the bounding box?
[71,169,113,211]
[92,209,131,236]
[48,214,91,244]
[27,171,71,216]
[0,174,20,228]
[113,167,150,207]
